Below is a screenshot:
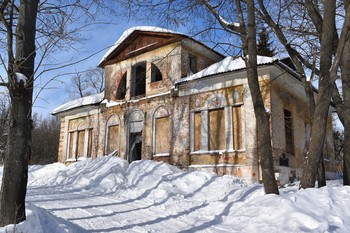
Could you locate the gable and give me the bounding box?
[100,31,185,66]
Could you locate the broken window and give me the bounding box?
[66,119,92,161]
[191,91,243,152]
[68,132,75,160]
[209,108,226,150]
[232,106,242,150]
[153,106,170,155]
[77,130,85,159]
[105,114,120,155]
[116,72,127,100]
[194,112,202,151]
[151,63,162,82]
[284,109,294,155]
[189,54,197,74]
[131,62,146,97]
[155,117,170,154]
[107,125,119,154]
[87,128,93,157]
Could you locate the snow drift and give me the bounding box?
[0,156,349,232]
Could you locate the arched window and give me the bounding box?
[152,106,170,156]
[116,72,127,100]
[131,62,146,97]
[105,114,120,155]
[206,94,227,151]
[151,63,162,82]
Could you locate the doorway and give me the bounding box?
[129,132,142,162]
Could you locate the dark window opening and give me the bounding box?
[284,109,294,155]
[189,54,197,74]
[116,72,127,100]
[129,132,142,162]
[151,63,162,82]
[131,62,146,97]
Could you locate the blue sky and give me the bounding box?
[32,22,140,117]
[0,20,205,118]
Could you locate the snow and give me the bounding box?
[51,92,104,114]
[98,26,184,66]
[0,157,350,232]
[15,72,28,85]
[176,56,277,84]
[219,16,240,29]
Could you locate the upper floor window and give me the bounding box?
[189,54,197,75]
[284,109,294,155]
[131,62,146,97]
[116,72,127,100]
[151,63,162,82]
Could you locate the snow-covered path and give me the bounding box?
[1,156,350,232]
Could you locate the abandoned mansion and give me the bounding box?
[52,26,336,184]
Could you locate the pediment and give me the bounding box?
[102,31,185,66]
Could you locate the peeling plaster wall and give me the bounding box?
[55,39,336,184]
[269,67,336,183]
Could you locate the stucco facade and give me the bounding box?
[52,27,336,185]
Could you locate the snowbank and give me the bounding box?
[0,157,349,232]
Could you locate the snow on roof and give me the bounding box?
[51,92,104,115]
[98,26,184,66]
[176,56,277,84]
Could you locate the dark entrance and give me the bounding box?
[129,132,142,162]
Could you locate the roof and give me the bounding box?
[51,92,104,115]
[175,56,278,84]
[98,26,224,67]
[98,26,185,67]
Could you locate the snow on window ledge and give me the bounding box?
[153,153,170,157]
[190,149,245,155]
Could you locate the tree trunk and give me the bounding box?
[300,0,335,189]
[340,1,350,185]
[343,125,350,185]
[317,154,326,187]
[0,0,38,226]
[245,0,279,194]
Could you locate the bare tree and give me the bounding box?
[0,0,39,225]
[31,114,60,165]
[67,67,105,100]
[0,93,10,163]
[256,0,350,188]
[0,0,116,226]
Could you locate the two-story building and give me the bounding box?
[52,26,336,184]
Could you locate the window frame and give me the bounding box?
[131,62,147,97]
[190,93,245,154]
[105,114,120,155]
[152,105,171,157]
[66,120,93,161]
[151,63,163,83]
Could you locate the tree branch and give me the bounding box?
[329,3,350,82]
[201,0,242,35]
